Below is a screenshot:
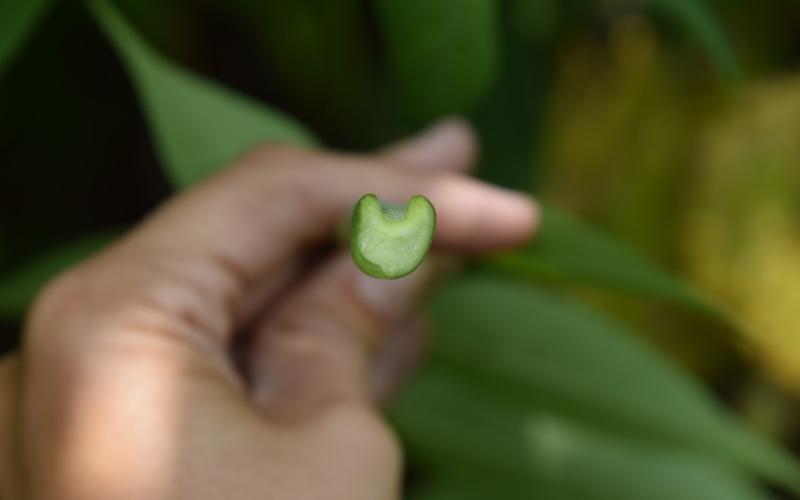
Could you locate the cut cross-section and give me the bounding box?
[351,194,436,279]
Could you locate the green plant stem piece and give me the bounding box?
[351,194,436,279]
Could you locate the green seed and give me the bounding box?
[351,194,436,279]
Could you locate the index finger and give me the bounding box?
[103,146,537,334]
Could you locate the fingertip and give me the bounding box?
[428,178,540,252]
[426,117,478,166]
[507,191,541,244]
[471,189,540,249]
[383,118,477,173]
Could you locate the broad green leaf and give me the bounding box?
[409,469,566,500]
[487,205,716,315]
[395,369,773,500]
[374,0,498,125]
[88,0,317,188]
[471,6,547,189]
[223,0,383,147]
[638,0,741,80]
[0,230,119,319]
[411,482,537,500]
[420,275,800,491]
[0,0,52,75]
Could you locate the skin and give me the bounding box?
[0,120,537,500]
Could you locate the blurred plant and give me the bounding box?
[0,0,52,75]
[686,76,800,397]
[539,14,710,262]
[1,0,797,499]
[536,2,800,446]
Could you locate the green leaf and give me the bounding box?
[0,0,53,75]
[486,205,715,315]
[637,0,741,80]
[418,275,800,491]
[0,231,119,320]
[223,0,382,147]
[408,469,565,500]
[395,369,774,500]
[374,0,499,125]
[470,0,558,190]
[88,0,317,188]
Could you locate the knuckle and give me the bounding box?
[24,260,235,385]
[28,263,97,326]
[429,169,462,186]
[324,406,403,466]
[237,142,317,170]
[355,410,402,459]
[416,169,462,195]
[282,295,375,345]
[24,264,104,371]
[270,305,361,367]
[0,353,18,379]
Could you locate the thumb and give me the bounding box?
[245,254,436,421]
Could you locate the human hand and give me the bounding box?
[0,121,537,500]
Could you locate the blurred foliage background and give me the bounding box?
[2,0,800,498]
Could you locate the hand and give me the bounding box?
[0,121,537,500]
